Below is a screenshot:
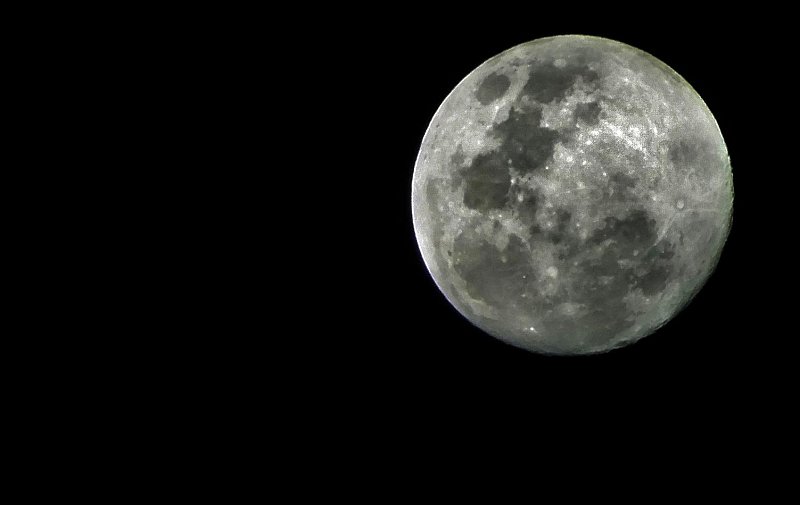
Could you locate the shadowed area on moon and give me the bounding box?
[450,205,675,347]
[413,36,732,354]
[475,72,511,105]
[521,60,599,103]
[453,233,534,308]
[490,107,560,175]
[574,101,602,125]
[461,151,512,211]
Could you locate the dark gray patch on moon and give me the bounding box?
[603,172,639,202]
[669,139,701,167]
[475,72,511,105]
[574,101,602,125]
[449,145,467,168]
[589,210,657,253]
[412,36,733,355]
[461,151,512,211]
[511,186,539,225]
[453,233,534,308]
[522,60,599,103]
[636,265,671,296]
[668,138,717,176]
[537,209,572,246]
[491,107,560,174]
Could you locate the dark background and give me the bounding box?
[313,11,793,428]
[12,7,793,488]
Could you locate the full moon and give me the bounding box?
[411,35,733,355]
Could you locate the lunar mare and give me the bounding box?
[411,35,732,355]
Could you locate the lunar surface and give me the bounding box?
[411,35,733,355]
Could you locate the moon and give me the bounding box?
[411,35,733,355]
